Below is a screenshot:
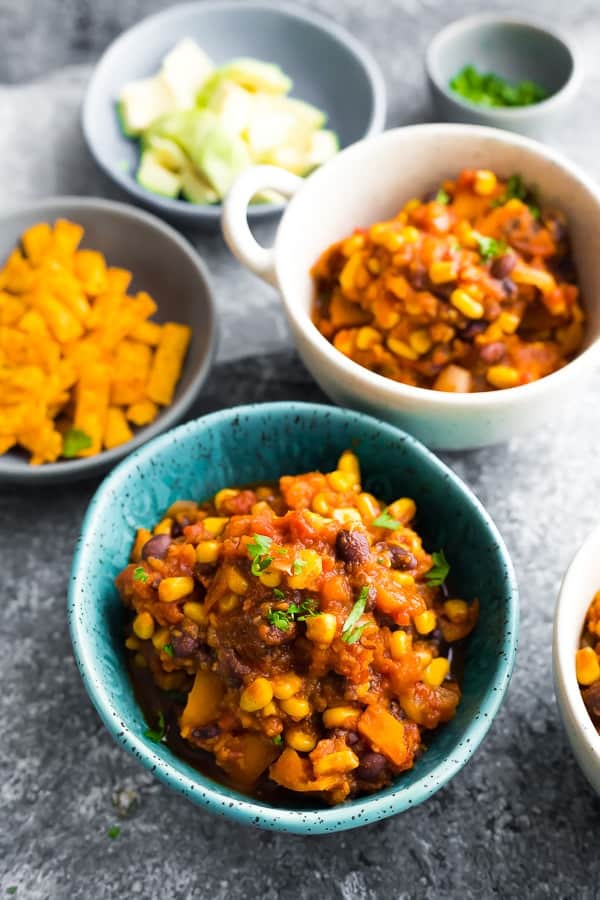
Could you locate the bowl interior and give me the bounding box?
[429,18,574,103]
[0,199,215,480]
[83,1,382,219]
[276,126,600,353]
[69,402,518,832]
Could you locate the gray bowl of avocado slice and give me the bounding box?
[82,1,386,230]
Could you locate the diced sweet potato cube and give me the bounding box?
[1,250,36,293]
[357,705,412,768]
[146,322,191,405]
[22,222,52,265]
[0,435,17,455]
[75,249,109,296]
[0,293,26,326]
[215,734,278,786]
[180,671,225,737]
[51,219,84,258]
[103,406,134,450]
[126,400,159,426]
[130,320,162,346]
[73,363,110,456]
[33,290,84,343]
[106,267,132,293]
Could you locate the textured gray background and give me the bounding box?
[1,1,600,898]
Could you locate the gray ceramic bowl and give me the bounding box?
[82,1,386,230]
[426,14,581,139]
[0,197,216,485]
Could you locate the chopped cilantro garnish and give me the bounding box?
[62,427,93,458]
[292,558,307,575]
[435,188,451,204]
[266,597,318,631]
[425,549,450,587]
[144,711,165,743]
[475,234,507,261]
[163,643,174,657]
[267,609,292,631]
[273,735,283,745]
[273,588,285,599]
[107,825,121,840]
[377,557,386,565]
[288,598,318,621]
[341,586,369,644]
[7,890,17,896]
[491,173,541,220]
[449,64,547,108]
[372,510,401,530]
[133,566,148,583]
[247,533,273,576]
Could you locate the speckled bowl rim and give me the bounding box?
[68,401,519,834]
[0,195,218,484]
[426,13,583,120]
[81,0,387,223]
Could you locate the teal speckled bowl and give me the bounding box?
[68,402,518,833]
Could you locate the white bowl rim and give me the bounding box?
[0,194,217,482]
[425,12,583,120]
[82,0,387,221]
[553,521,600,763]
[274,121,600,410]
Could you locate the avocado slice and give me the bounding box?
[180,167,219,205]
[160,38,214,109]
[118,76,175,137]
[212,58,292,95]
[145,136,188,172]
[136,150,182,198]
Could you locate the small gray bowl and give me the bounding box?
[0,197,217,485]
[82,1,386,230]
[426,14,582,139]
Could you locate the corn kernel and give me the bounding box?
[328,470,356,493]
[196,541,220,564]
[225,566,248,595]
[392,570,415,587]
[355,325,382,350]
[288,549,322,589]
[357,492,380,522]
[154,517,173,536]
[285,728,317,752]
[125,636,141,651]
[240,677,273,711]
[183,601,208,625]
[262,701,278,717]
[388,497,416,524]
[424,657,450,687]
[158,576,194,603]
[456,221,479,248]
[414,648,433,669]
[280,696,311,720]
[512,265,556,296]
[203,516,228,536]
[373,296,400,329]
[450,289,484,319]
[444,599,469,623]
[218,593,240,614]
[387,275,409,299]
[414,610,437,634]
[403,198,420,213]
[272,673,303,700]
[133,611,154,640]
[474,170,497,196]
[313,749,359,776]
[576,647,600,686]
[312,492,331,516]
[387,337,418,360]
[305,613,337,645]
[401,226,420,243]
[323,706,360,729]
[341,233,365,256]
[337,450,360,481]
[332,507,363,526]
[152,626,170,650]
[367,257,381,275]
[486,365,520,389]
[214,488,238,513]
[497,311,520,334]
[260,570,281,588]
[408,329,432,355]
[389,630,411,659]
[429,260,457,284]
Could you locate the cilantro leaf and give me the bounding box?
[107,825,121,840]
[247,533,273,576]
[341,586,369,643]
[425,549,450,587]
[372,510,401,530]
[273,588,285,599]
[133,566,148,583]
[62,427,93,458]
[435,188,451,204]
[163,643,174,657]
[475,234,507,261]
[144,711,165,743]
[273,735,283,745]
[491,173,541,220]
[267,609,292,631]
[292,558,306,575]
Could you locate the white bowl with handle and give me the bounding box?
[554,523,600,794]
[223,123,600,450]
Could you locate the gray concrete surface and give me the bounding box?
[1,1,600,897]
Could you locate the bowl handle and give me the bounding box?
[222,166,303,286]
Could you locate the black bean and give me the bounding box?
[583,682,600,725]
[389,545,417,570]
[479,341,505,364]
[336,530,370,564]
[408,264,428,291]
[431,282,455,301]
[191,724,220,741]
[141,534,172,560]
[356,752,387,782]
[218,647,251,685]
[490,253,516,279]
[170,631,201,658]
[461,320,487,339]
[346,730,360,745]
[502,277,517,298]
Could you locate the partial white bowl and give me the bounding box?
[554,523,600,793]
[223,123,600,450]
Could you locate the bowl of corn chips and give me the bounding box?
[0,196,216,483]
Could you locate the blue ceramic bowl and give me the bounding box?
[82,1,386,229]
[68,402,518,833]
